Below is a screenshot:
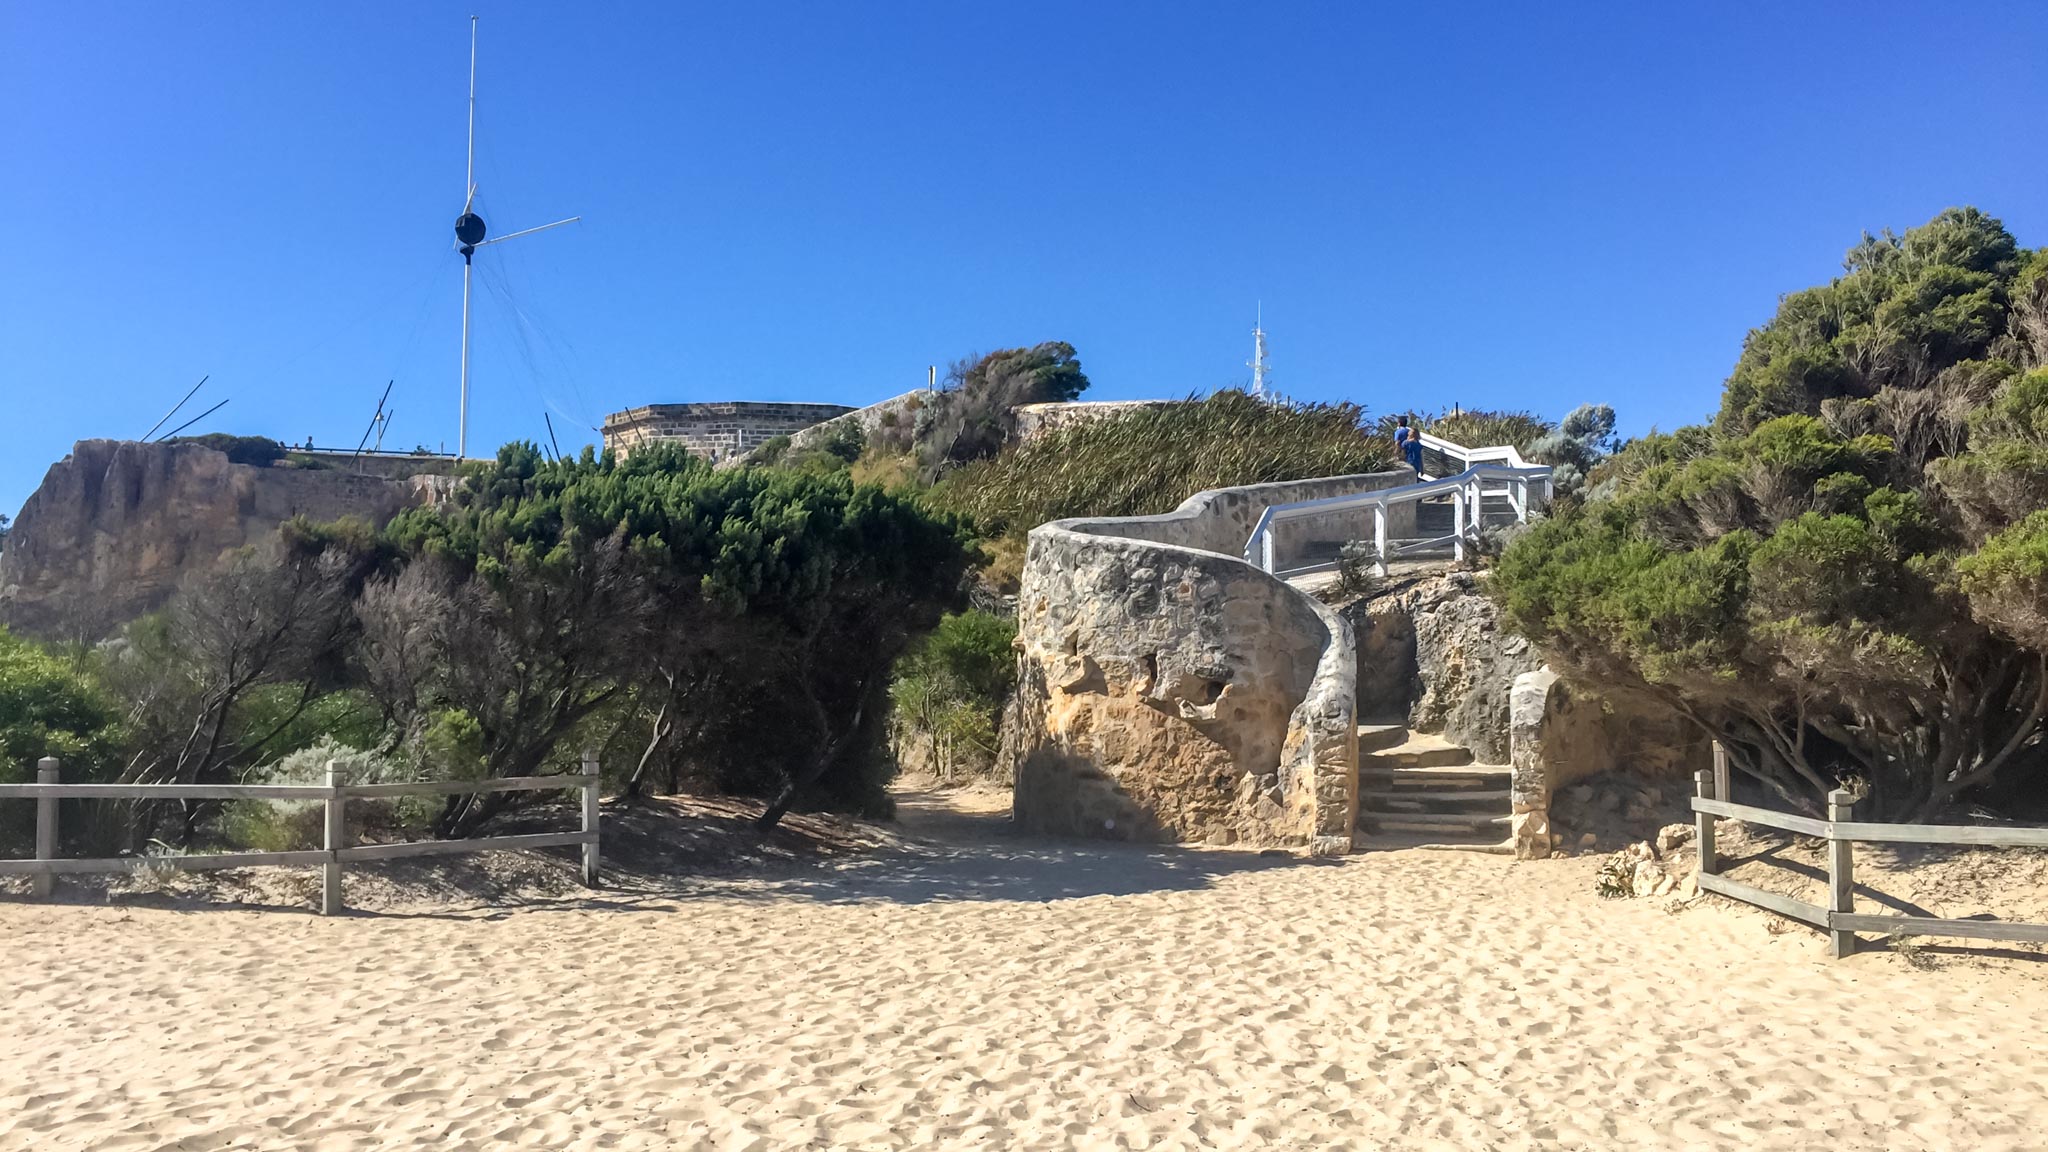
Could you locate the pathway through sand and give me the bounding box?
[3,787,2045,1150]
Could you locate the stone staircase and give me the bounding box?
[1354,722,1513,853]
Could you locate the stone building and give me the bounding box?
[601,402,856,462]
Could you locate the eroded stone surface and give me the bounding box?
[0,440,433,640]
[1003,474,1403,851]
[1509,667,1560,859]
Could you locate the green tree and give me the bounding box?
[0,628,120,777]
[916,341,1092,474]
[889,610,1018,779]
[0,628,122,851]
[1494,208,2048,819]
[369,441,972,831]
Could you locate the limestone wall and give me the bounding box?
[770,390,932,459]
[1003,470,1411,854]
[1011,400,1175,442]
[602,402,857,462]
[1509,668,1712,858]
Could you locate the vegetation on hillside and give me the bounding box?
[905,342,1091,477]
[931,389,1396,536]
[0,442,970,855]
[166,433,289,467]
[1493,207,2048,819]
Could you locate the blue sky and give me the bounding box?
[3,3,2045,515]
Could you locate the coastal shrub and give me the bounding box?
[0,629,122,852]
[1333,541,1382,600]
[168,433,287,467]
[89,541,364,848]
[914,342,1091,475]
[889,610,1018,780]
[933,390,1395,534]
[1380,409,1552,455]
[224,737,423,852]
[372,440,972,832]
[1493,207,2048,819]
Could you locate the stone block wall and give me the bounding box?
[1002,469,1412,854]
[768,390,933,461]
[1011,400,1176,442]
[602,402,857,462]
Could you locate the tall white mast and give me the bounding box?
[450,15,578,460]
[458,15,477,458]
[1249,303,1271,400]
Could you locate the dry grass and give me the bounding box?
[933,390,1395,534]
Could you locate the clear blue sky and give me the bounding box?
[4,3,2045,516]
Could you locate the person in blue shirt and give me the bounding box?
[1394,415,1423,474]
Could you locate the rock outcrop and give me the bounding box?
[1344,572,1711,858]
[0,440,444,640]
[1002,470,1412,853]
[1344,570,1538,761]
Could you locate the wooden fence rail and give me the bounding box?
[1,754,601,915]
[1692,759,2048,957]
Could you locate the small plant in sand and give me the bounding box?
[1594,853,1637,899]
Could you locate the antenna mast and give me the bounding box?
[458,15,478,459]
[1249,304,1271,400]
[453,15,579,459]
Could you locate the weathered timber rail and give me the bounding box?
[0,754,601,914]
[1692,763,2048,957]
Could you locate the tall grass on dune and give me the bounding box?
[932,390,1396,534]
[1377,409,1555,454]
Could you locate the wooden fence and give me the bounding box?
[0,754,600,915]
[1691,766,2048,957]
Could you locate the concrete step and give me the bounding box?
[1362,788,1510,811]
[1356,832,1515,855]
[1356,723,1409,753]
[1359,763,1509,786]
[1363,734,1473,770]
[1363,811,1510,831]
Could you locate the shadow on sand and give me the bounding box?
[4,786,1334,918]
[632,786,1338,907]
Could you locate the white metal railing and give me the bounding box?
[1243,436,1551,576]
[1414,431,1532,478]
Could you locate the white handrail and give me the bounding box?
[1244,438,1551,575]
[1413,431,1530,479]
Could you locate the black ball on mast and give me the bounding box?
[455,211,487,257]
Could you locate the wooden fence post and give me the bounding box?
[580,748,601,888]
[1711,741,1731,809]
[1827,788,1856,958]
[322,760,346,916]
[1694,768,1717,877]
[33,757,58,900]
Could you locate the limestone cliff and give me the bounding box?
[0,440,442,640]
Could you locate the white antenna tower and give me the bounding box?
[453,15,580,459]
[1249,303,1271,400]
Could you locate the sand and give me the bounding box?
[3,788,2046,1150]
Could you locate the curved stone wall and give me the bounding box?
[1001,471,1410,854]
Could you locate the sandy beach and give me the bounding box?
[3,789,2045,1151]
